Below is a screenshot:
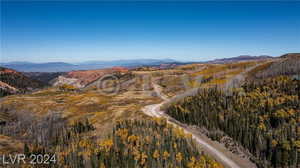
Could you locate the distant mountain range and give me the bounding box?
[0,59,178,72]
[0,56,275,72]
[0,62,76,72]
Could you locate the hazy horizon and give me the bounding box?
[1,1,299,63]
[0,54,283,64]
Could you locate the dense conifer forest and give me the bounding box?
[166,76,300,168]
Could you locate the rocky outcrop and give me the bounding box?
[51,67,128,88]
[51,76,83,88]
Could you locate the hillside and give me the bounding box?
[165,55,300,168]
[247,53,300,80]
[156,60,264,97]
[52,67,129,88]
[24,72,66,84]
[0,67,45,97]
[207,55,273,64]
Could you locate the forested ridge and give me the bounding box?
[0,67,44,89]
[166,76,300,168]
[0,67,45,97]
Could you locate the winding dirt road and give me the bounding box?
[142,83,256,168]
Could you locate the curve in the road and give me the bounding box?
[143,83,256,168]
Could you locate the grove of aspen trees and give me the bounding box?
[23,118,223,168]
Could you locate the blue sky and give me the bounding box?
[1,1,299,63]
